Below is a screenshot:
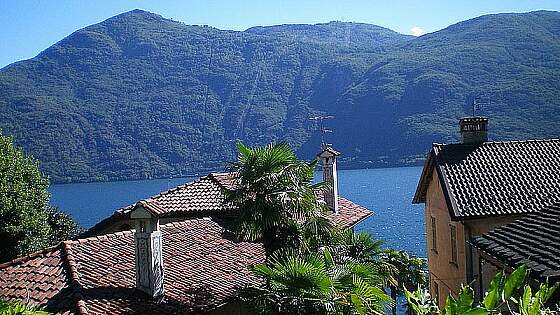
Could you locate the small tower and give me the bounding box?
[318,146,340,213]
[131,201,165,299]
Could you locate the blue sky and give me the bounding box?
[1,0,560,68]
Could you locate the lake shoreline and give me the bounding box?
[48,161,426,185]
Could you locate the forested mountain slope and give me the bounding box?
[315,10,560,166]
[0,9,558,182]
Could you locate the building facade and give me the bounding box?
[413,117,560,307]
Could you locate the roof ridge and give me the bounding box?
[60,241,88,315]
[149,174,213,199]
[160,217,213,228]
[81,219,219,243]
[0,244,62,269]
[209,172,231,176]
[116,174,216,214]
[71,229,135,245]
[434,138,560,148]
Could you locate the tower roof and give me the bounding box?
[317,146,340,158]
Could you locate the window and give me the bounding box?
[450,224,458,265]
[431,216,437,252]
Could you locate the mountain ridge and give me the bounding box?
[1,9,559,183]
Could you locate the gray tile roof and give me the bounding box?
[413,139,560,219]
[470,203,560,280]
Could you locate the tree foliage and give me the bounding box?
[226,142,324,255]
[0,132,82,262]
[233,142,427,314]
[243,221,427,314]
[0,299,50,315]
[405,264,560,315]
[243,248,391,314]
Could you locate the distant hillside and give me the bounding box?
[0,9,559,183]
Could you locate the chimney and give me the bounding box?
[459,117,488,144]
[130,201,165,300]
[318,146,340,212]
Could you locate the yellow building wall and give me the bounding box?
[425,171,466,307]
[424,170,521,307]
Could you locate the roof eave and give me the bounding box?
[472,243,560,283]
[412,150,435,204]
[347,211,374,229]
[435,162,463,220]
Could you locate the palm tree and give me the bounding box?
[327,229,386,264]
[242,248,392,314]
[382,249,427,315]
[226,142,325,255]
[226,142,422,314]
[323,229,427,315]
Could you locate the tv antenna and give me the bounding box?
[309,115,334,148]
[472,97,482,117]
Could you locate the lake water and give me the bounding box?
[49,166,426,257]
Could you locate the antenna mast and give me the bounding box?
[309,115,334,149]
[472,97,482,117]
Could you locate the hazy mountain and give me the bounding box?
[0,9,559,183]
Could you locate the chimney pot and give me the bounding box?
[459,117,488,144]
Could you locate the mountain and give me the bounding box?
[0,9,559,183]
[316,10,560,166]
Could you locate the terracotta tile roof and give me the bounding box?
[210,173,372,229]
[86,173,235,235]
[88,172,372,235]
[0,246,75,313]
[323,197,373,228]
[117,173,235,217]
[470,202,560,281]
[210,172,237,190]
[0,218,265,314]
[413,139,560,219]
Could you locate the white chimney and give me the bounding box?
[318,146,340,212]
[130,201,165,299]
